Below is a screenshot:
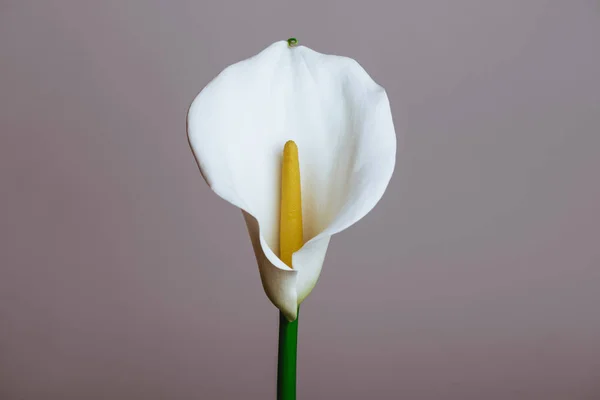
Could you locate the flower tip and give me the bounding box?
[287,37,298,47]
[283,140,299,162]
[284,140,298,153]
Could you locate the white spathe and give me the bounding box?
[187,40,396,321]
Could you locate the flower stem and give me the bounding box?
[277,309,299,400]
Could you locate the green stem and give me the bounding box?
[277,308,299,400]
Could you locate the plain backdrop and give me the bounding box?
[1,1,599,399]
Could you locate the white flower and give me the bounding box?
[187,40,396,321]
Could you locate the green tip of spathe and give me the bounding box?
[287,37,298,47]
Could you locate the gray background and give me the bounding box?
[1,1,599,399]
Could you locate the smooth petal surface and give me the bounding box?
[188,41,396,320]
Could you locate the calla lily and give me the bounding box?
[187,40,396,322]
